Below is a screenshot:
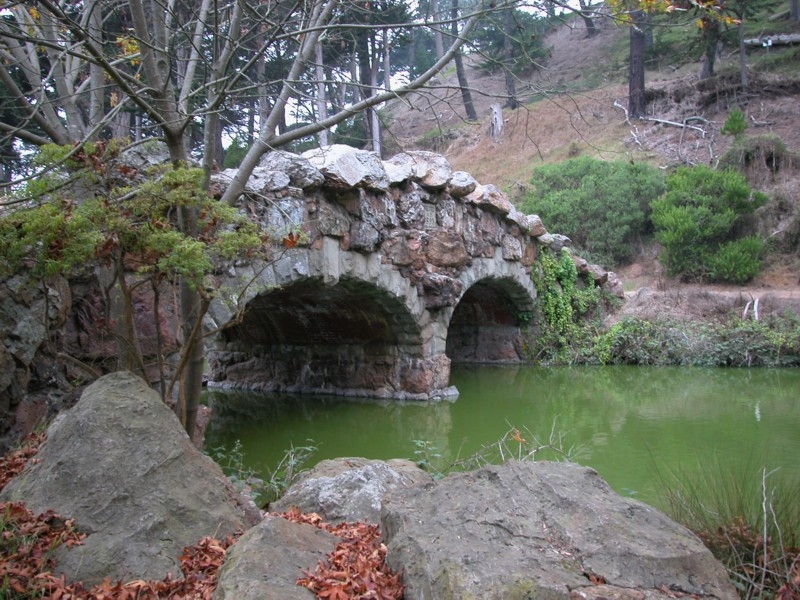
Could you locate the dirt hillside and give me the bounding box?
[384,14,800,315]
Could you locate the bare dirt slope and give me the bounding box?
[384,16,800,315]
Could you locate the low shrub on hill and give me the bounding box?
[650,165,767,284]
[519,157,665,267]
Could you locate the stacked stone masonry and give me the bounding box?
[205,145,621,400]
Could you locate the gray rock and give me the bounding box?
[214,167,290,195]
[573,255,590,274]
[383,156,414,184]
[302,145,389,191]
[550,233,572,252]
[505,208,528,231]
[214,515,338,600]
[349,221,382,252]
[0,275,70,437]
[247,168,292,193]
[385,151,452,189]
[501,233,523,260]
[396,182,427,228]
[0,371,249,585]
[448,170,477,197]
[420,273,465,309]
[603,271,626,299]
[464,183,513,215]
[381,461,738,600]
[116,141,171,176]
[537,232,573,253]
[588,263,609,285]
[526,214,547,237]
[271,457,432,524]
[258,150,325,188]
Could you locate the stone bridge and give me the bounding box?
[206,145,612,400]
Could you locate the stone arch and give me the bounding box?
[443,256,537,363]
[207,240,453,399]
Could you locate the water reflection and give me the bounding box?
[205,366,800,506]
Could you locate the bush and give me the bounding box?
[650,166,767,283]
[519,157,665,267]
[720,107,746,138]
[592,313,800,367]
[707,237,765,284]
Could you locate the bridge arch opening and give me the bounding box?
[445,277,535,364]
[210,277,436,397]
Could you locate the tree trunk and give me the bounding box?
[369,48,381,155]
[452,0,477,120]
[502,8,519,109]
[315,41,329,146]
[577,0,597,37]
[700,18,720,80]
[383,29,392,91]
[738,21,749,92]
[96,259,145,378]
[177,273,205,440]
[628,10,647,119]
[490,103,503,138]
[432,0,445,60]
[87,1,105,140]
[790,0,799,21]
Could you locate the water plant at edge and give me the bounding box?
[209,439,317,507]
[412,420,587,479]
[656,458,800,598]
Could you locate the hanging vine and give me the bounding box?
[528,247,603,362]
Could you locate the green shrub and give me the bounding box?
[592,313,800,368]
[707,237,764,284]
[720,107,746,138]
[519,157,665,267]
[593,317,690,365]
[650,166,766,283]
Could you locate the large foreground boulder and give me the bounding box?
[381,460,738,600]
[0,371,251,585]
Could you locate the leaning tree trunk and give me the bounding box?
[628,10,647,119]
[452,0,477,120]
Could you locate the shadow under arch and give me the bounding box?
[446,276,536,364]
[214,275,427,397]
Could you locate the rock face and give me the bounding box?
[270,457,432,524]
[0,371,251,585]
[380,461,738,600]
[0,274,73,450]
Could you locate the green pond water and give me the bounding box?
[204,365,800,508]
